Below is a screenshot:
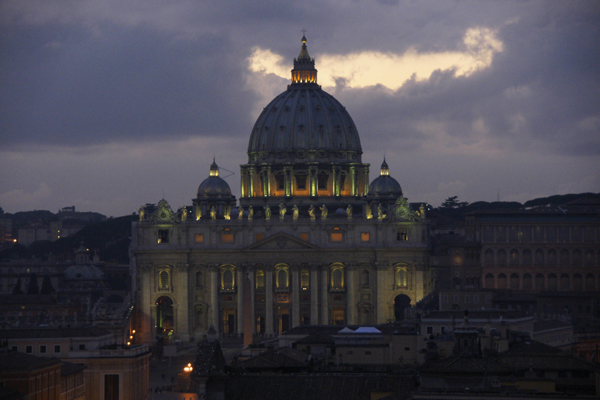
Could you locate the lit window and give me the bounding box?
[195,234,204,243]
[397,228,408,241]
[330,233,343,242]
[300,233,309,241]
[361,232,370,242]
[255,270,265,289]
[158,229,169,244]
[221,234,234,243]
[317,172,328,190]
[255,233,263,242]
[331,268,344,289]
[159,270,170,290]
[301,270,310,289]
[296,174,307,190]
[275,266,289,288]
[396,267,408,288]
[221,267,235,290]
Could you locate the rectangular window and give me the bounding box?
[317,173,328,190]
[54,345,61,354]
[296,174,307,190]
[39,345,47,354]
[330,233,343,242]
[300,233,309,241]
[453,294,459,303]
[255,233,264,242]
[485,295,490,304]
[465,295,470,303]
[157,229,169,244]
[397,228,408,241]
[221,233,234,243]
[11,346,18,352]
[443,295,448,303]
[426,326,433,334]
[195,234,204,243]
[25,345,32,354]
[79,344,86,350]
[474,295,479,304]
[361,232,370,242]
[365,351,371,355]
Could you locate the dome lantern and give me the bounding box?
[291,35,318,85]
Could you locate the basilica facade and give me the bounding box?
[130,36,431,345]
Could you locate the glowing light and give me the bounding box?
[132,330,135,334]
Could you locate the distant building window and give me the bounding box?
[426,326,433,334]
[255,233,263,242]
[39,345,47,354]
[221,233,234,243]
[317,172,328,190]
[330,233,343,242]
[396,267,408,288]
[365,351,371,355]
[255,270,265,290]
[474,295,479,304]
[25,346,32,354]
[195,234,204,243]
[301,270,310,289]
[159,271,170,290]
[397,228,408,241]
[465,295,470,303]
[11,346,18,352]
[54,345,61,354]
[296,174,307,190]
[331,267,344,289]
[454,294,459,303]
[157,229,169,244]
[443,295,448,303]
[361,232,370,242]
[300,233,309,241]
[221,267,235,290]
[79,344,86,350]
[404,347,410,351]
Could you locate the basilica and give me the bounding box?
[130,36,432,345]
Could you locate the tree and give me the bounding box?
[440,196,469,209]
[40,275,55,294]
[27,273,40,294]
[12,278,23,295]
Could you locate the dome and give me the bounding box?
[368,159,402,198]
[197,160,232,198]
[64,264,104,280]
[247,36,362,164]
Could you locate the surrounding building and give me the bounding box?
[130,36,432,345]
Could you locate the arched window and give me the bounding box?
[523,273,532,290]
[300,270,310,289]
[157,267,171,291]
[535,273,545,290]
[274,264,290,289]
[331,266,344,289]
[485,273,494,289]
[509,249,519,266]
[220,266,235,291]
[396,266,408,288]
[255,270,265,290]
[484,249,494,267]
[497,273,507,289]
[510,273,519,289]
[497,249,507,266]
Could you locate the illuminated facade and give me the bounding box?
[130,37,431,344]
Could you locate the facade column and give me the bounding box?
[240,167,247,198]
[249,167,255,197]
[362,165,370,196]
[332,165,341,196]
[236,267,245,336]
[291,267,300,328]
[320,267,329,325]
[209,267,219,333]
[284,166,293,197]
[175,264,190,342]
[310,266,319,325]
[265,266,274,335]
[349,165,357,196]
[248,267,255,336]
[346,266,356,325]
[140,265,153,344]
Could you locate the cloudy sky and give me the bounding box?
[1,0,599,217]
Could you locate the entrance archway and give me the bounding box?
[394,294,411,321]
[156,296,174,337]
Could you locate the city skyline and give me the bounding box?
[1,0,599,217]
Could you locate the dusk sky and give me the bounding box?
[1,0,599,217]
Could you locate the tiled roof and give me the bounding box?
[60,361,86,376]
[0,350,61,371]
[193,340,226,376]
[233,347,308,369]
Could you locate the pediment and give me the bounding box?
[245,232,319,250]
